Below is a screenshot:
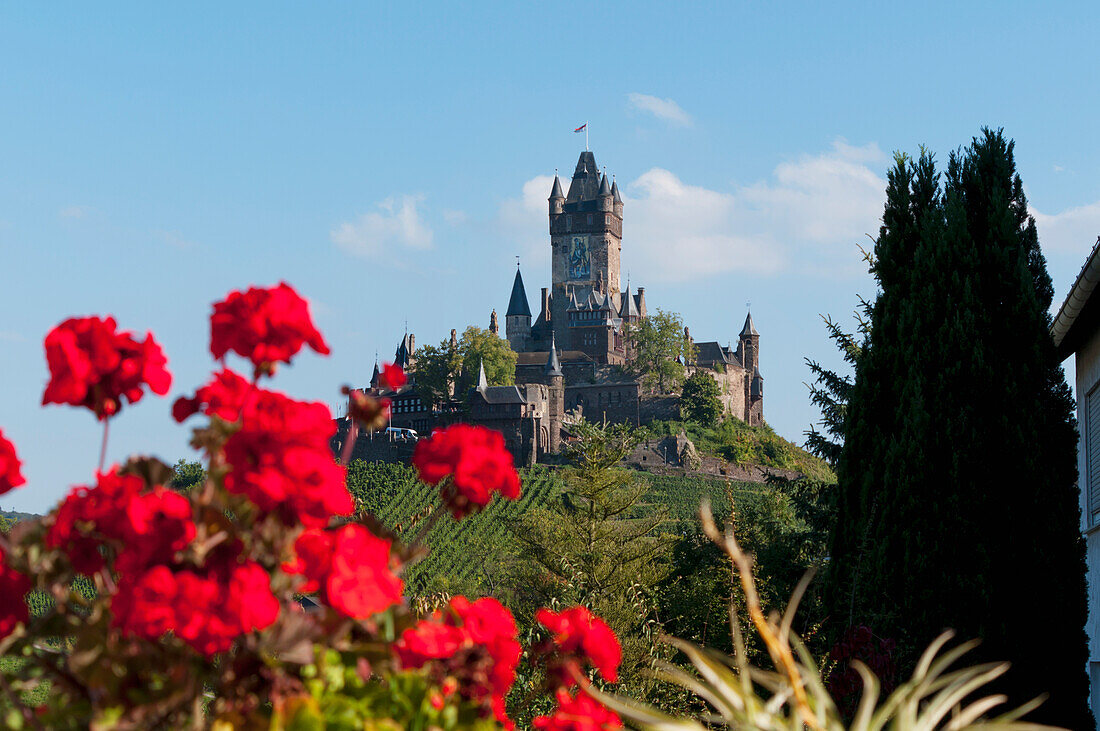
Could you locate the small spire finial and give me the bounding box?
[516,255,521,268]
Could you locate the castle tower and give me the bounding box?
[739,312,762,424]
[544,333,564,453]
[548,151,623,355]
[739,312,759,371]
[505,267,532,352]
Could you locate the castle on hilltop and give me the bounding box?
[502,150,764,429]
[334,149,764,468]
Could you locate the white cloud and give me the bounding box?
[158,230,198,250]
[498,140,888,284]
[626,141,886,282]
[331,194,433,258]
[627,93,693,127]
[59,205,92,219]
[1032,201,1100,255]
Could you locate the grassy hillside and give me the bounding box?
[645,418,835,483]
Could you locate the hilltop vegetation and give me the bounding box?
[645,417,835,483]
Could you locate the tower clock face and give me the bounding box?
[569,235,590,280]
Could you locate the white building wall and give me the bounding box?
[1075,325,1100,723]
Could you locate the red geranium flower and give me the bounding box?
[412,424,521,518]
[42,316,172,420]
[533,688,622,731]
[222,388,353,526]
[379,362,406,391]
[112,556,278,658]
[210,282,329,375]
[46,469,196,578]
[172,368,252,423]
[0,430,26,495]
[0,548,30,639]
[536,606,622,685]
[394,596,520,728]
[285,524,403,619]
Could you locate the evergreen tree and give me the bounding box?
[829,130,1091,728]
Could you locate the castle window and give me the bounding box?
[587,214,593,225]
[566,215,572,230]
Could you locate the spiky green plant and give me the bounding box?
[587,501,1061,731]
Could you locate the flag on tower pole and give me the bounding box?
[574,121,589,151]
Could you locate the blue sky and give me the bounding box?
[3,2,1100,513]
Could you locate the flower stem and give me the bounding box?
[98,418,110,473]
[340,419,359,467]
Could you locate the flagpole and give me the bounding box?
[586,121,589,151]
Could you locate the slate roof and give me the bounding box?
[741,312,759,337]
[549,175,564,200]
[477,386,527,404]
[545,334,562,376]
[565,151,602,205]
[394,334,413,368]
[506,269,532,318]
[619,290,639,318]
[695,341,737,367]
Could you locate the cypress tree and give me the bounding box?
[829,130,1091,728]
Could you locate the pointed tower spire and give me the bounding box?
[550,175,564,200]
[740,311,759,337]
[506,267,532,317]
[545,333,562,376]
[370,360,381,389]
[598,172,612,197]
[476,359,488,392]
[611,178,622,203]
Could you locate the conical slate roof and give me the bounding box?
[598,172,612,196]
[370,361,380,388]
[394,334,413,368]
[619,291,639,318]
[506,268,532,318]
[740,312,759,337]
[476,360,488,391]
[567,151,601,202]
[611,179,622,203]
[545,334,562,376]
[549,175,564,200]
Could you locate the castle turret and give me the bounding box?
[611,177,623,218]
[598,172,613,212]
[369,361,381,390]
[549,175,564,215]
[505,267,532,352]
[739,311,759,372]
[739,312,762,424]
[545,333,564,453]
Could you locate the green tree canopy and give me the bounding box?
[626,309,695,394]
[828,130,1091,728]
[411,326,517,406]
[679,370,722,426]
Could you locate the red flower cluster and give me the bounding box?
[536,606,622,685]
[42,316,172,420]
[210,283,329,374]
[412,424,521,518]
[0,430,25,495]
[284,524,403,619]
[379,362,406,391]
[112,558,279,657]
[173,368,252,423]
[533,688,622,731]
[395,596,521,728]
[222,388,353,526]
[0,547,30,639]
[47,469,196,576]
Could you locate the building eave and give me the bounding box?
[1052,235,1100,359]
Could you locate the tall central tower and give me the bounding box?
[547,151,624,351]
